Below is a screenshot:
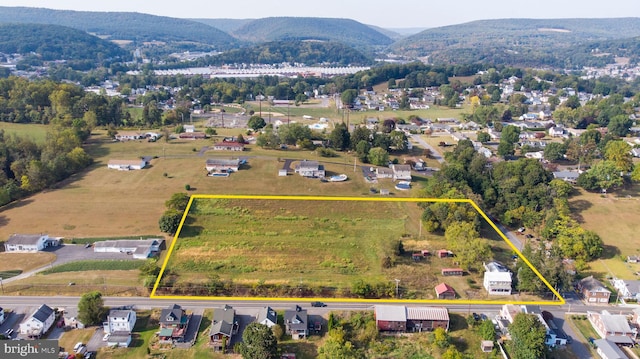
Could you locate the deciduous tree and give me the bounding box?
[78,291,107,326]
[508,313,547,359]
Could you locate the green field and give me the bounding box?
[0,122,49,142]
[41,260,145,274]
[157,197,537,301]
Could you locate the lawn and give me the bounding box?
[157,197,526,301]
[0,252,55,272]
[2,270,145,296]
[569,187,640,280]
[0,122,49,143]
[566,315,599,356]
[58,328,96,355]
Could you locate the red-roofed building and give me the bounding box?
[435,283,456,299]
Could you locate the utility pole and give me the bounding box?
[394,279,400,298]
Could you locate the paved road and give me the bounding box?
[410,134,444,164]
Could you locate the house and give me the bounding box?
[628,256,640,264]
[93,239,163,259]
[406,307,449,332]
[549,126,566,137]
[4,234,59,252]
[375,305,407,332]
[179,132,206,140]
[435,283,456,299]
[256,307,278,328]
[63,307,85,329]
[210,305,237,351]
[107,159,147,171]
[158,304,190,343]
[284,306,308,340]
[553,170,580,184]
[184,125,195,133]
[375,305,449,332]
[19,304,55,338]
[441,268,464,276]
[390,164,412,181]
[483,261,512,295]
[613,279,640,301]
[294,160,325,178]
[104,309,137,348]
[205,159,241,174]
[375,167,394,179]
[500,305,523,324]
[0,307,4,325]
[213,141,244,151]
[578,276,611,304]
[481,341,494,352]
[587,310,637,340]
[594,339,629,359]
[114,131,146,141]
[522,306,567,347]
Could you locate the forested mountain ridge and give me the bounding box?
[231,17,394,47]
[0,7,238,49]
[190,18,254,33]
[391,18,640,68]
[0,23,128,62]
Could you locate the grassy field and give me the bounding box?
[158,197,527,301]
[0,122,49,142]
[41,260,145,274]
[58,328,96,355]
[0,252,55,272]
[569,187,640,280]
[3,270,145,296]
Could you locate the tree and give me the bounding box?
[633,165,640,183]
[355,140,371,162]
[543,142,566,162]
[477,132,490,143]
[159,209,183,233]
[444,221,490,271]
[237,323,279,359]
[389,131,407,151]
[318,328,363,359]
[78,291,107,326]
[247,115,266,130]
[340,89,358,108]
[432,327,450,349]
[350,126,371,151]
[329,122,350,151]
[581,160,624,193]
[607,114,632,137]
[367,147,389,166]
[604,140,633,172]
[508,313,547,359]
[478,319,496,341]
[165,193,190,212]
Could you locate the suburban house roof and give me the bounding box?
[284,307,308,332]
[210,306,235,336]
[94,239,161,254]
[591,310,634,334]
[160,304,187,325]
[406,307,449,322]
[256,307,277,326]
[213,141,243,147]
[375,305,407,322]
[390,164,411,172]
[7,234,46,245]
[109,309,135,319]
[206,158,241,167]
[298,160,320,169]
[579,276,611,293]
[32,304,54,323]
[434,283,455,296]
[594,339,628,359]
[484,272,512,281]
[484,261,509,273]
[108,159,144,167]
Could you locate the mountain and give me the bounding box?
[391,18,640,67]
[179,40,372,66]
[190,18,254,33]
[0,23,128,62]
[0,7,238,49]
[231,17,393,47]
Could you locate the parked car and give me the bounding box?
[311,301,327,307]
[4,328,14,338]
[103,333,110,341]
[73,342,84,352]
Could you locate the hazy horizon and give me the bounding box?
[1,1,639,29]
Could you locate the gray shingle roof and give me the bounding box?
[32,304,54,323]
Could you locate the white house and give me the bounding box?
[4,234,59,252]
[184,125,195,133]
[613,279,640,301]
[104,309,137,347]
[390,164,412,181]
[93,239,163,259]
[19,304,55,338]
[549,126,566,138]
[483,262,512,295]
[256,307,277,328]
[205,159,241,174]
[294,160,325,178]
[107,159,147,171]
[114,131,145,141]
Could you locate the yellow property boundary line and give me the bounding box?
[150,194,565,305]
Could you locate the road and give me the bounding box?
[410,134,444,164]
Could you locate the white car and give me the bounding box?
[103,333,110,341]
[73,342,83,352]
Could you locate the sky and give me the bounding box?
[2,0,639,29]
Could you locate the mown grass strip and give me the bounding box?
[41,260,144,274]
[0,270,22,279]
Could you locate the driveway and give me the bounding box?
[410,134,444,164]
[4,244,143,284]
